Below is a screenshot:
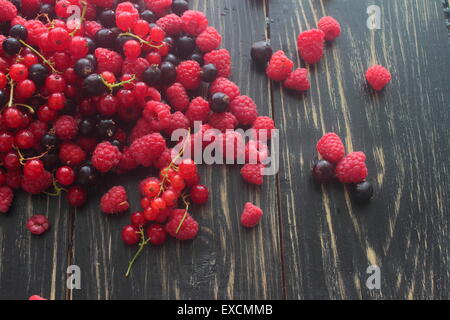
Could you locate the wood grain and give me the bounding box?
[269,0,449,299]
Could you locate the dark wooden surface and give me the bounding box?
[0,0,448,300]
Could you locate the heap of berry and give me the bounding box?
[0,1,274,275]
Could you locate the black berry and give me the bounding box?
[142,65,162,86]
[176,36,195,56]
[79,119,95,136]
[164,53,180,66]
[211,93,230,113]
[172,0,189,16]
[190,53,204,65]
[96,119,117,139]
[74,58,95,78]
[352,181,374,203]
[99,10,116,28]
[2,37,21,55]
[41,153,60,171]
[28,64,49,86]
[77,165,98,186]
[9,24,28,40]
[95,29,116,49]
[160,61,177,85]
[141,10,156,23]
[201,64,218,82]
[251,41,273,64]
[83,74,107,97]
[41,134,59,150]
[312,159,335,184]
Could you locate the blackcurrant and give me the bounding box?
[61,99,77,115]
[41,134,59,150]
[78,119,95,136]
[85,37,96,54]
[0,90,6,108]
[142,65,162,86]
[39,4,56,20]
[77,165,98,186]
[74,58,95,78]
[99,10,116,28]
[211,92,230,113]
[83,74,107,97]
[176,36,195,56]
[96,119,117,139]
[352,181,374,203]
[190,53,204,66]
[312,159,335,184]
[9,24,28,40]
[164,53,180,66]
[160,61,177,85]
[85,54,97,69]
[141,10,156,23]
[201,64,218,82]
[94,29,116,49]
[2,37,21,55]
[28,64,49,86]
[251,41,273,64]
[41,153,60,171]
[172,0,189,16]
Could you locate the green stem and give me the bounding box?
[125,228,150,277]
[18,40,59,73]
[69,1,88,37]
[118,32,164,49]
[100,74,136,94]
[7,78,14,107]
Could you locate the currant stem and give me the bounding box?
[69,1,88,37]
[176,196,190,234]
[118,32,164,49]
[100,74,136,94]
[18,40,59,74]
[14,104,35,114]
[125,228,150,277]
[7,78,14,107]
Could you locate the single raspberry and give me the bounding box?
[204,49,231,78]
[100,186,129,214]
[209,77,240,101]
[0,186,13,213]
[122,57,150,78]
[0,0,18,23]
[24,20,47,46]
[316,132,345,163]
[266,50,294,81]
[76,136,97,154]
[284,68,310,91]
[178,159,198,180]
[176,60,202,90]
[21,170,53,195]
[318,16,341,41]
[220,130,245,162]
[28,120,48,145]
[144,0,173,16]
[241,202,263,228]
[95,48,123,75]
[209,112,238,132]
[240,163,265,185]
[153,148,173,169]
[85,21,102,38]
[116,147,138,173]
[335,152,368,184]
[245,140,269,164]
[196,26,222,53]
[54,115,78,140]
[165,209,199,240]
[129,118,153,142]
[92,142,122,173]
[297,29,325,64]
[59,142,86,166]
[251,116,276,141]
[164,111,190,136]
[185,97,210,125]
[142,101,171,131]
[166,83,189,111]
[129,133,166,167]
[156,13,182,36]
[181,10,208,36]
[229,95,259,126]
[26,215,50,235]
[366,65,392,91]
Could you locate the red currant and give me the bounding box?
[48,27,71,51]
[133,20,150,37]
[0,168,5,186]
[144,207,157,221]
[146,224,167,245]
[121,225,140,245]
[0,72,7,89]
[56,166,75,186]
[14,129,35,149]
[37,105,58,123]
[67,186,87,207]
[55,0,72,18]
[162,190,178,207]
[15,80,36,99]
[3,107,24,128]
[150,26,165,43]
[146,52,162,66]
[0,132,14,152]
[123,40,141,59]
[23,54,39,67]
[97,94,118,116]
[140,197,151,209]
[3,152,20,170]
[190,184,209,204]
[48,93,66,111]
[169,174,186,191]
[9,63,28,82]
[24,159,44,179]
[142,179,160,198]
[130,211,146,227]
[45,74,67,93]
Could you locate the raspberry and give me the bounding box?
[24,20,47,46]
[181,10,208,36]
[144,0,173,16]
[166,83,189,111]
[85,20,102,38]
[0,186,13,213]
[335,152,368,184]
[251,116,276,141]
[203,49,231,78]
[92,142,122,173]
[21,170,53,195]
[117,147,138,173]
[229,95,259,126]
[130,118,153,142]
[26,215,50,235]
[185,97,210,125]
[209,112,238,132]
[116,2,139,31]
[240,163,265,185]
[156,13,182,36]
[143,101,171,131]
[178,159,198,180]
[54,115,78,140]
[366,65,392,91]
[165,209,199,240]
[241,202,263,228]
[59,142,86,166]
[196,26,222,53]
[176,60,202,90]
[284,68,310,91]
[316,132,345,163]
[297,29,325,64]
[100,186,129,214]
[220,130,245,162]
[122,57,150,78]
[129,133,166,167]
[266,50,294,81]
[21,0,40,17]
[153,148,172,169]
[164,111,190,136]
[209,77,240,101]
[95,48,124,75]
[245,140,269,164]
[0,0,18,23]
[318,16,341,41]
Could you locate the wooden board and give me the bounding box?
[0,0,448,300]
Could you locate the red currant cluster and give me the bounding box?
[0,0,272,274]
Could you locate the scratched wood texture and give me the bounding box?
[0,0,448,300]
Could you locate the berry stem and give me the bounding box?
[15,147,49,165]
[176,194,190,234]
[118,32,164,49]
[69,1,88,37]
[7,77,14,107]
[44,181,67,197]
[18,40,59,74]
[100,74,136,93]
[14,104,35,114]
[125,228,150,278]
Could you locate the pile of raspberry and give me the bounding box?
[0,1,267,271]
[251,16,392,92]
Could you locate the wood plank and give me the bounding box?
[0,192,72,300]
[71,0,284,300]
[269,0,449,299]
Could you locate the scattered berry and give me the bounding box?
[366,65,392,91]
[266,50,293,81]
[297,29,325,64]
[241,202,263,228]
[284,68,310,91]
[317,16,341,41]
[335,152,368,184]
[26,215,50,235]
[316,133,345,163]
[312,159,335,184]
[351,181,374,203]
